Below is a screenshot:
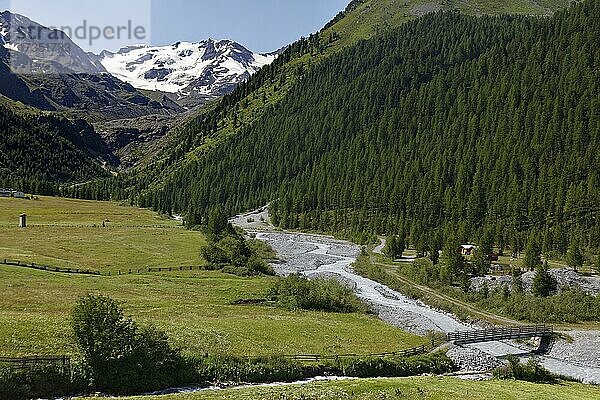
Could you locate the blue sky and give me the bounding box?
[151,0,349,52]
[1,0,350,53]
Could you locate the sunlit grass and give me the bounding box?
[88,376,600,400]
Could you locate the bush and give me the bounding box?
[200,243,229,267]
[247,239,277,259]
[71,295,197,394]
[199,230,276,276]
[493,355,559,383]
[269,274,368,313]
[338,352,455,378]
[0,364,87,400]
[197,355,308,384]
[247,254,274,275]
[194,352,453,385]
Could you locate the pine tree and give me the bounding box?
[207,206,229,241]
[442,235,465,284]
[532,262,558,298]
[383,235,398,259]
[566,238,584,271]
[524,234,543,270]
[428,233,442,265]
[511,267,524,294]
[384,234,405,259]
[474,231,493,276]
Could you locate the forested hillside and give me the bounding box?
[71,0,572,195]
[65,1,598,253]
[0,105,108,193]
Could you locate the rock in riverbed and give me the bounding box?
[447,346,507,372]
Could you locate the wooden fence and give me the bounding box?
[0,339,444,373]
[1,259,205,277]
[1,259,101,275]
[245,338,444,363]
[109,265,204,276]
[447,325,554,345]
[0,355,71,371]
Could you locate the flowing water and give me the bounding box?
[249,229,600,384]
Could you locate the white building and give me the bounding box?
[0,189,26,198]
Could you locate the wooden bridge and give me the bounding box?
[447,325,553,345]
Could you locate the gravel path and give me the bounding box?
[373,238,386,255]
[233,211,600,383]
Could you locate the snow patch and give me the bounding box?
[3,42,18,51]
[100,40,276,94]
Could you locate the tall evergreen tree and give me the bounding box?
[524,234,543,271]
[532,262,558,298]
[566,238,585,271]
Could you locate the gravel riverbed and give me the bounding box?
[232,209,600,383]
[471,268,600,296]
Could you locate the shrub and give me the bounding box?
[199,230,276,276]
[197,355,308,384]
[247,239,277,259]
[338,352,455,378]
[194,352,453,385]
[493,355,559,384]
[0,364,87,400]
[71,295,197,394]
[200,243,229,267]
[247,254,274,275]
[269,274,368,313]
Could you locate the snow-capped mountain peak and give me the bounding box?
[0,10,107,74]
[100,39,276,96]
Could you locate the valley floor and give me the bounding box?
[0,197,422,357]
[232,208,600,384]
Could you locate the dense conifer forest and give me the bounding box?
[0,106,107,193]
[66,1,599,252]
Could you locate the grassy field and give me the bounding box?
[0,197,424,357]
[0,196,204,273]
[86,376,600,400]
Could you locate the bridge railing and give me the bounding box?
[448,325,553,344]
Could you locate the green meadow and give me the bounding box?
[0,196,204,273]
[0,197,423,358]
[89,376,600,400]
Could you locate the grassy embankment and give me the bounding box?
[84,376,600,400]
